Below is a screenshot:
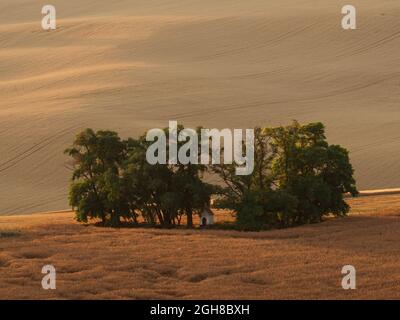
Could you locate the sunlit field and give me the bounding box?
[1,194,400,300]
[1,0,400,215]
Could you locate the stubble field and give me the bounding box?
[1,194,400,299]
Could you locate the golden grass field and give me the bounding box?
[1,194,400,300]
[0,0,400,215]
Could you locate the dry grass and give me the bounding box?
[1,195,400,299]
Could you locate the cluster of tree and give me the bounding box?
[213,121,358,230]
[65,121,358,229]
[65,126,214,227]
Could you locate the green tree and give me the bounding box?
[122,126,215,227]
[212,127,287,229]
[65,129,129,226]
[268,121,358,225]
[214,121,358,230]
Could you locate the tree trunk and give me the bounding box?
[187,208,193,228]
[155,208,164,225]
[110,211,120,227]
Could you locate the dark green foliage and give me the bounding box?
[122,126,215,227]
[65,126,214,227]
[65,121,357,230]
[214,121,358,230]
[65,129,128,226]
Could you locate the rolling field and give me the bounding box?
[1,0,400,214]
[1,194,400,299]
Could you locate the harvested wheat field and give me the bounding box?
[1,0,400,215]
[0,194,400,300]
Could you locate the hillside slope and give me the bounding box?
[0,0,399,214]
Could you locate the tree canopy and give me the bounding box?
[213,121,358,230]
[65,126,215,227]
[65,121,357,230]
